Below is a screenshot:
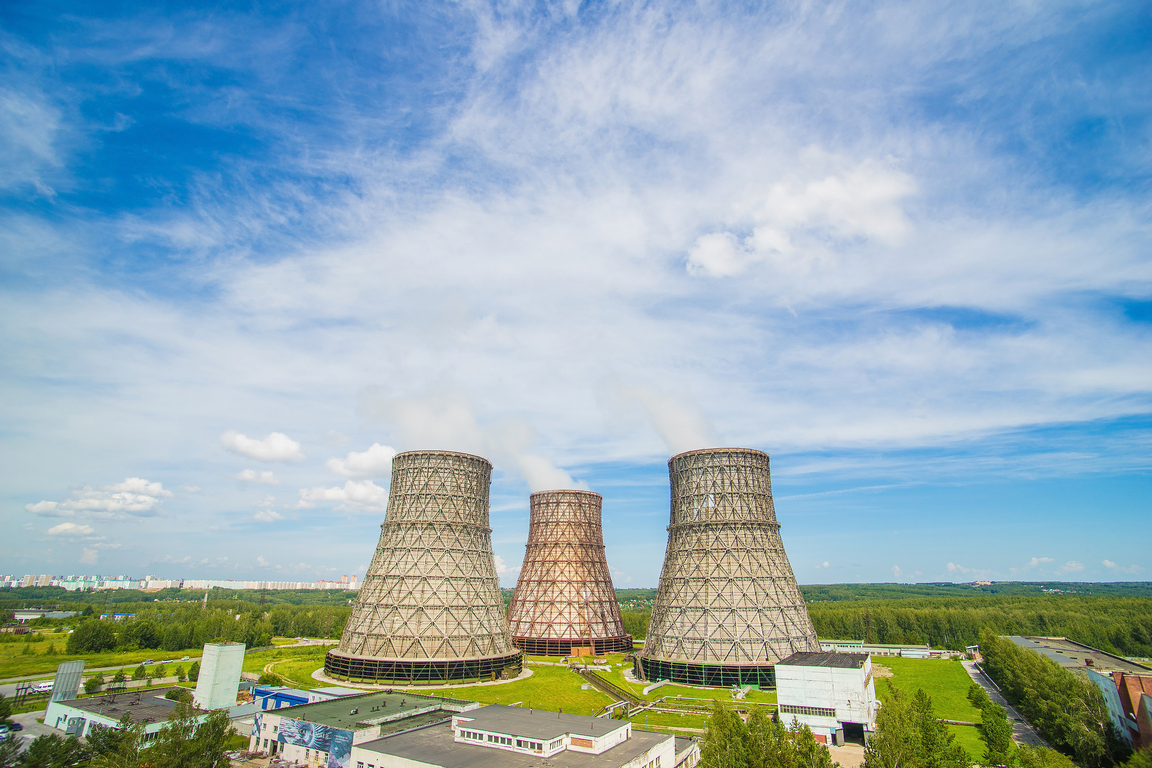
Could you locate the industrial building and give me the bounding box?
[774,651,878,745]
[248,689,478,764]
[507,490,632,656]
[45,688,212,740]
[1004,637,1150,676]
[326,450,522,684]
[251,684,363,710]
[352,704,695,768]
[637,448,820,688]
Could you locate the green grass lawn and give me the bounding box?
[874,658,981,723]
[0,644,202,681]
[629,710,709,731]
[242,645,326,674]
[948,725,985,760]
[593,663,777,705]
[417,664,613,716]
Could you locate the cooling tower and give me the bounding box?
[507,490,633,656]
[636,448,818,688]
[325,450,522,683]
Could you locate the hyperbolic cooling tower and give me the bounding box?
[507,490,633,656]
[325,450,522,683]
[636,448,819,688]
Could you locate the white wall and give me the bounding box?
[194,643,245,710]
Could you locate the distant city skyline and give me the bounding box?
[2,2,1149,584]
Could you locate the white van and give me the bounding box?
[31,681,53,693]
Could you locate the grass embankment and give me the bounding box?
[876,657,985,759]
[588,656,777,705]
[243,645,329,688]
[421,665,614,716]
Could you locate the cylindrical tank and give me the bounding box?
[507,490,632,656]
[636,448,819,687]
[325,450,522,683]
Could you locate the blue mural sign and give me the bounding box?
[278,718,353,768]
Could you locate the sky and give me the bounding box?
[1,0,1150,588]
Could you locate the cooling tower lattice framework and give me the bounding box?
[507,490,632,656]
[636,448,818,688]
[325,450,522,684]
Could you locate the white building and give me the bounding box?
[46,688,209,741]
[775,651,878,745]
[194,642,246,710]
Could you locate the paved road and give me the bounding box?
[962,660,1048,748]
[0,657,202,686]
[5,709,54,754]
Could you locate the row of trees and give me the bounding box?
[0,705,233,768]
[700,704,838,768]
[807,596,1152,655]
[63,602,351,654]
[979,632,1129,768]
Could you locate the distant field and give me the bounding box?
[0,642,201,681]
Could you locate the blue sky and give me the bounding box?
[2,0,1149,587]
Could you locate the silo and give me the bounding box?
[325,450,522,683]
[507,490,632,656]
[636,448,818,687]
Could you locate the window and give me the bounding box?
[357,763,364,768]
[272,726,277,733]
[779,704,836,718]
[486,734,512,746]
[262,739,268,748]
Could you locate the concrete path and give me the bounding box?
[961,660,1048,748]
[0,656,202,686]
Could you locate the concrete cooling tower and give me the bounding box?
[506,490,632,656]
[636,448,818,687]
[325,450,522,684]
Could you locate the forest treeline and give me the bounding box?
[807,596,1152,656]
[18,602,353,654]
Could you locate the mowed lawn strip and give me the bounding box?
[417,665,613,716]
[0,645,203,680]
[875,658,982,723]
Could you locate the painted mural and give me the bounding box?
[278,718,353,768]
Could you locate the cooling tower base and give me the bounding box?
[324,649,523,685]
[512,635,633,657]
[635,656,776,689]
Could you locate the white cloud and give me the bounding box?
[257,555,270,566]
[47,522,95,536]
[1012,556,1055,574]
[219,430,304,462]
[494,555,519,577]
[254,509,284,523]
[296,480,388,511]
[80,548,98,565]
[515,454,585,492]
[1102,559,1144,575]
[1059,560,1085,574]
[947,562,968,573]
[237,469,279,485]
[891,565,903,579]
[325,443,396,479]
[25,478,172,519]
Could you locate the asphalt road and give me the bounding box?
[962,660,1049,749]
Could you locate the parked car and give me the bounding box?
[7,723,22,731]
[142,659,155,665]
[180,656,190,661]
[30,681,53,693]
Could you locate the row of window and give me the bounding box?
[779,704,837,718]
[489,734,513,746]
[515,738,544,751]
[460,730,484,741]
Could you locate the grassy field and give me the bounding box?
[0,642,201,681]
[418,664,614,716]
[874,657,982,722]
[591,658,777,705]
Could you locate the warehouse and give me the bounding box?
[774,651,878,745]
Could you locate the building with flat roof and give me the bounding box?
[353,704,681,768]
[1005,637,1150,676]
[775,651,878,745]
[45,688,209,741]
[248,689,478,766]
[252,684,363,710]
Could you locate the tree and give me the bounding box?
[865,686,922,768]
[164,688,193,704]
[790,719,838,768]
[85,717,135,760]
[967,683,992,711]
[0,693,11,723]
[111,670,127,684]
[15,733,90,768]
[1016,746,1078,768]
[0,735,20,768]
[257,672,283,686]
[174,665,186,682]
[980,703,1012,767]
[700,702,749,768]
[747,708,794,768]
[84,673,106,695]
[66,620,116,654]
[144,704,232,768]
[1125,748,1152,768]
[187,661,200,682]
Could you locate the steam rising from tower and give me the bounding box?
[637,448,818,687]
[325,450,522,683]
[507,490,632,656]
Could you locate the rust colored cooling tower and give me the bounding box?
[507,490,632,656]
